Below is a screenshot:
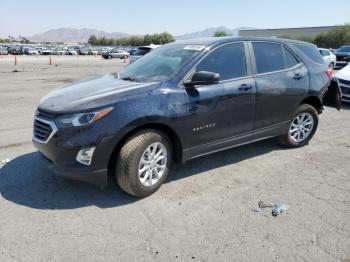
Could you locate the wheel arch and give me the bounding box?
[107,122,183,174]
[300,96,323,114]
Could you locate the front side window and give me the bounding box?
[252,42,285,74]
[196,43,247,81]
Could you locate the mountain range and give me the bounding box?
[27,26,256,43]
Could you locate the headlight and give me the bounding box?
[56,107,113,128]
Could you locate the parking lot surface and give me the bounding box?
[0,56,349,262]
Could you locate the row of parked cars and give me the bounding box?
[102,44,160,63]
[0,45,132,56]
[318,45,350,69]
[317,45,350,103]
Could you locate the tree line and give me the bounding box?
[0,37,31,44]
[88,32,175,46]
[213,25,350,49]
[278,25,350,49]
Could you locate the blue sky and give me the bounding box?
[0,0,349,37]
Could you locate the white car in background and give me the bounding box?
[129,44,161,63]
[334,64,350,103]
[27,48,39,55]
[318,48,336,69]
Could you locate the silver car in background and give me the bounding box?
[129,44,160,63]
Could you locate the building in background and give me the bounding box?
[239,26,342,38]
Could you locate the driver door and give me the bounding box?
[182,42,255,157]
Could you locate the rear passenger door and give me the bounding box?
[250,42,309,138]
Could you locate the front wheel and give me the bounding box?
[279,104,319,147]
[116,130,172,197]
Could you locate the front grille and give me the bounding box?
[339,79,350,86]
[340,86,350,95]
[337,56,345,62]
[33,118,56,143]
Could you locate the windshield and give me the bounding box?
[119,44,202,82]
[337,46,350,52]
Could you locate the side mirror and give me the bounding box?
[184,71,220,88]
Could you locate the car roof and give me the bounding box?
[172,36,316,47]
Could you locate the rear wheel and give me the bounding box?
[116,130,172,197]
[279,104,318,147]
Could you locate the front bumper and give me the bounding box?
[32,115,119,188]
[34,140,109,187]
[38,153,108,187]
[338,81,350,103]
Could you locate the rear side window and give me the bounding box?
[319,49,330,56]
[252,42,285,74]
[293,44,324,64]
[196,43,247,81]
[283,47,299,68]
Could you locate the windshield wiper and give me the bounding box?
[120,76,143,82]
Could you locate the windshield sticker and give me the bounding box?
[184,45,206,51]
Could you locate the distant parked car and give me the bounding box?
[334,64,350,103]
[56,49,67,55]
[335,45,350,68]
[40,48,52,55]
[318,48,336,69]
[0,46,9,55]
[91,50,99,55]
[27,48,39,55]
[129,44,160,63]
[67,49,78,55]
[78,48,91,55]
[102,49,129,59]
[9,46,23,55]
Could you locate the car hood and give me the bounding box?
[335,65,350,81]
[38,74,160,113]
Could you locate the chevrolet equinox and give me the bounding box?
[33,37,340,197]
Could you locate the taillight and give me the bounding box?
[325,68,333,80]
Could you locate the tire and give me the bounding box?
[116,130,172,197]
[279,104,318,148]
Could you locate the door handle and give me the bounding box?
[238,84,252,91]
[293,73,304,80]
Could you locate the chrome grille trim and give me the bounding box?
[32,116,57,144]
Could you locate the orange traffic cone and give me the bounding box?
[14,55,19,65]
[49,55,52,65]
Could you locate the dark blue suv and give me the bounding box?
[335,45,350,68]
[33,37,340,197]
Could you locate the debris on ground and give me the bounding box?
[272,203,289,217]
[12,69,20,72]
[258,201,275,209]
[251,201,289,216]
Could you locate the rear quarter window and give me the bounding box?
[293,44,324,64]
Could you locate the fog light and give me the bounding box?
[76,147,96,166]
